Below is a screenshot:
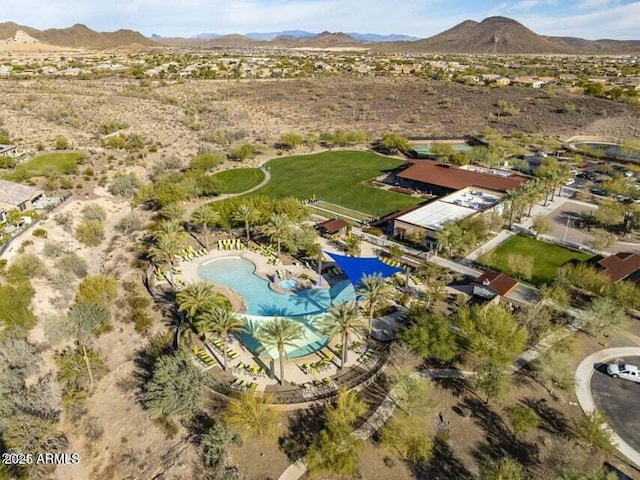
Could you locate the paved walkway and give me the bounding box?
[575,347,640,469]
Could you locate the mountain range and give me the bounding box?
[1,17,639,53]
[192,30,418,42]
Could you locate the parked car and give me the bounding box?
[565,178,575,186]
[607,363,640,383]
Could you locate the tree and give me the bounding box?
[541,283,570,309]
[148,235,184,285]
[473,359,509,404]
[306,389,366,479]
[225,393,278,438]
[456,304,528,365]
[504,189,524,228]
[190,206,219,249]
[262,213,292,256]
[232,203,259,242]
[531,214,551,238]
[319,301,364,368]
[505,405,540,439]
[429,143,455,161]
[257,318,303,384]
[589,229,616,252]
[533,347,576,396]
[379,132,411,154]
[144,350,207,419]
[506,253,534,281]
[479,457,524,480]
[398,312,459,362]
[593,199,626,228]
[572,410,615,455]
[583,297,629,342]
[380,414,433,463]
[436,221,465,256]
[357,274,395,337]
[176,282,223,322]
[340,233,360,257]
[67,301,110,386]
[200,420,242,474]
[197,307,245,371]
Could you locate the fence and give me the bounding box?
[0,195,71,257]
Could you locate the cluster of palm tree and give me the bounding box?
[505,163,572,228]
[148,219,189,285]
[175,274,396,384]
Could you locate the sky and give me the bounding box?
[2,0,640,40]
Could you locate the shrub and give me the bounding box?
[54,136,70,150]
[75,220,104,247]
[189,151,225,171]
[228,143,257,162]
[32,228,48,238]
[108,173,140,198]
[5,253,48,282]
[43,241,68,258]
[98,120,129,135]
[56,253,88,279]
[115,212,144,234]
[81,204,107,221]
[53,212,73,232]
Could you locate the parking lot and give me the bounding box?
[592,356,640,453]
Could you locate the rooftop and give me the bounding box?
[598,252,640,283]
[0,179,42,207]
[315,218,348,234]
[473,270,518,296]
[397,161,528,193]
[395,187,502,231]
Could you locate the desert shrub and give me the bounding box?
[98,120,129,135]
[81,204,106,221]
[43,241,68,258]
[115,212,144,234]
[75,220,104,247]
[108,173,140,198]
[32,228,47,238]
[228,143,257,162]
[189,151,225,171]
[54,136,70,150]
[0,283,36,329]
[5,254,47,283]
[53,212,74,232]
[56,253,88,279]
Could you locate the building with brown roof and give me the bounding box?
[472,270,518,300]
[395,161,528,196]
[597,252,640,284]
[0,180,44,224]
[315,218,348,236]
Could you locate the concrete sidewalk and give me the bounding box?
[575,347,640,469]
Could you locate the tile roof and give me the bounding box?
[474,270,518,296]
[597,252,640,283]
[397,161,528,192]
[315,218,348,234]
[0,179,42,206]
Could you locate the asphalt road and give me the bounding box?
[591,356,640,453]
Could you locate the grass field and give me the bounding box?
[4,152,85,181]
[481,235,593,285]
[212,168,266,194]
[251,151,421,216]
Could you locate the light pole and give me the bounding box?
[563,214,573,243]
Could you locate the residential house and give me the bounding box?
[472,270,518,303]
[597,252,640,284]
[0,180,45,217]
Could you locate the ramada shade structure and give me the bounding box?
[325,252,402,286]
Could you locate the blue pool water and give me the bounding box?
[198,257,356,358]
[198,257,355,317]
[279,279,299,290]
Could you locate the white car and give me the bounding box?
[565,178,575,186]
[607,363,640,383]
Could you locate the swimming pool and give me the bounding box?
[198,257,356,358]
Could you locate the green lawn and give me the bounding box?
[3,152,86,181]
[481,235,593,285]
[251,151,421,216]
[212,168,266,194]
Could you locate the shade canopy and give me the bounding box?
[325,252,402,286]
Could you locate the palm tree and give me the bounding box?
[343,234,361,257]
[197,307,245,371]
[306,242,323,274]
[191,206,220,249]
[232,203,259,242]
[504,189,523,228]
[257,317,304,384]
[148,234,183,285]
[176,282,220,322]
[357,274,396,337]
[319,301,364,368]
[153,219,188,243]
[523,179,544,217]
[262,213,292,256]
